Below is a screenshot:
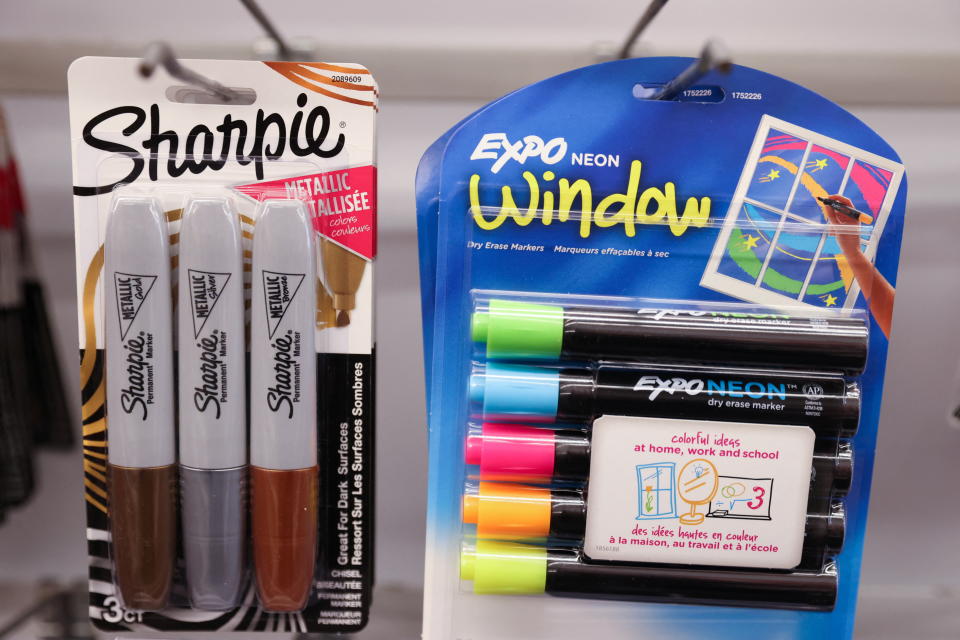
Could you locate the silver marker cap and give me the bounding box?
[177,198,247,470]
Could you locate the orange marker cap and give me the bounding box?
[463,481,553,539]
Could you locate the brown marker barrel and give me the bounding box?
[109,464,176,610]
[252,465,318,612]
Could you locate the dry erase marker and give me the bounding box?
[466,423,853,508]
[177,199,247,610]
[250,200,318,612]
[472,299,868,374]
[462,482,844,570]
[460,540,836,610]
[471,363,860,438]
[104,197,176,610]
[817,197,874,225]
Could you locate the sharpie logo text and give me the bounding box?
[266,330,301,418]
[76,93,345,196]
[194,330,227,418]
[119,331,154,419]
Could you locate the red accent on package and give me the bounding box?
[235,166,377,260]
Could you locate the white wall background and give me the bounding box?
[1,2,959,638]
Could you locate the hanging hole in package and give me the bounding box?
[68,57,377,633]
[416,58,906,640]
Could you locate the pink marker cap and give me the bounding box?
[466,423,557,480]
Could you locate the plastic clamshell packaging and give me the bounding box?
[416,57,907,640]
[69,57,378,632]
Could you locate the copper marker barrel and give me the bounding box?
[104,197,176,610]
[250,200,318,612]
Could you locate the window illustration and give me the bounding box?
[636,462,677,519]
[707,476,774,521]
[701,115,904,312]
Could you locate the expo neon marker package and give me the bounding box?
[415,58,906,639]
[68,57,376,632]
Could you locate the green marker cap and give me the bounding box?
[460,540,547,595]
[471,299,564,360]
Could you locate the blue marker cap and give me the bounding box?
[471,364,560,421]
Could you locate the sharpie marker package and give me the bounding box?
[415,58,907,639]
[68,57,376,632]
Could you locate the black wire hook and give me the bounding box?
[139,42,240,102]
[653,39,733,100]
[239,0,295,60]
[617,0,671,60]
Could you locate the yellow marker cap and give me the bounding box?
[460,540,547,595]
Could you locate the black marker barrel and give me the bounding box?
[810,441,853,512]
[471,364,860,438]
[461,541,836,610]
[472,299,868,375]
[800,507,846,571]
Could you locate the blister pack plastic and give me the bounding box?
[68,57,377,633]
[416,58,907,639]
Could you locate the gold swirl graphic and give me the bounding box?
[79,246,104,384]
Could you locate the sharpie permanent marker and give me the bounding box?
[471,363,860,438]
[104,198,176,610]
[461,540,837,610]
[177,199,247,610]
[250,200,318,612]
[466,423,853,508]
[472,299,868,374]
[462,482,844,570]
